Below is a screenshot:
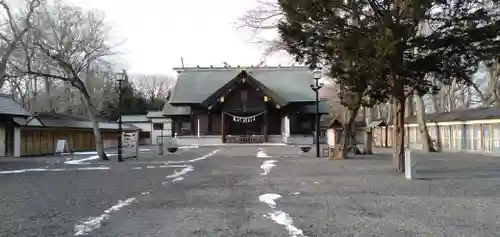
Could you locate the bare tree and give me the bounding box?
[236,0,287,59]
[18,1,118,161]
[414,91,436,152]
[131,74,175,103]
[483,61,500,106]
[0,0,41,89]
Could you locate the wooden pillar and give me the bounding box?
[208,112,212,135]
[490,124,493,152]
[384,125,388,148]
[170,117,175,137]
[264,110,268,142]
[190,114,195,136]
[221,112,226,143]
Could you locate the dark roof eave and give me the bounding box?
[169,102,200,106]
[0,113,31,117]
[20,125,139,130]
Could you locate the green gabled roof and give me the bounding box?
[162,104,191,115]
[169,66,316,105]
[0,94,31,116]
[297,100,330,114]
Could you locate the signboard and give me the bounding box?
[122,131,139,159]
[55,140,69,154]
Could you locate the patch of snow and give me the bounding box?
[146,166,155,169]
[132,167,143,170]
[72,151,100,155]
[260,160,277,176]
[76,167,110,171]
[0,167,109,174]
[313,182,319,184]
[259,193,282,208]
[163,150,219,184]
[268,210,306,237]
[166,165,194,179]
[178,145,199,149]
[259,193,307,237]
[141,192,150,196]
[74,197,136,236]
[289,192,301,196]
[257,150,271,158]
[64,154,116,165]
[184,149,220,163]
[172,177,184,182]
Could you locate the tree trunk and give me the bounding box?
[81,87,109,161]
[392,96,406,172]
[405,94,414,117]
[439,90,446,111]
[414,91,436,152]
[430,94,442,151]
[340,107,359,158]
[386,102,392,148]
[363,107,373,154]
[376,104,382,119]
[44,77,53,112]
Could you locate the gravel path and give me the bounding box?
[1,146,498,236]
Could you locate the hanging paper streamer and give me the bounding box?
[225,111,265,123]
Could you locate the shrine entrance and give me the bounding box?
[223,111,268,143]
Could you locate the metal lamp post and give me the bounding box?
[117,72,125,162]
[158,127,164,155]
[310,68,323,158]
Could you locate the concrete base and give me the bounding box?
[175,135,290,147]
[285,135,314,146]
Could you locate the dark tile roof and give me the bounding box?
[296,100,330,114]
[15,112,139,131]
[327,118,366,128]
[120,115,149,122]
[162,103,191,116]
[170,66,316,104]
[405,106,500,124]
[0,94,31,116]
[146,111,164,118]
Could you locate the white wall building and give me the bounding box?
[120,112,172,145]
[146,111,172,144]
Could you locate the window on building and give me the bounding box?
[153,123,163,130]
[178,121,191,135]
[181,122,190,130]
[473,125,481,151]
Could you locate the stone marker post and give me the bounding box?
[405,149,416,180]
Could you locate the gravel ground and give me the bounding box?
[1,146,499,236]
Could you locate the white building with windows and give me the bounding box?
[146,111,172,144]
[119,111,172,145]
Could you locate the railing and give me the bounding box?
[226,135,265,143]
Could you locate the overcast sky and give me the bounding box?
[66,0,293,76]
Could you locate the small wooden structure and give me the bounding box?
[323,119,342,159]
[0,95,142,157]
[15,113,139,157]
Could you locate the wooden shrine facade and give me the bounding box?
[164,66,329,144]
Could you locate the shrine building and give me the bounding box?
[162,66,329,145]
